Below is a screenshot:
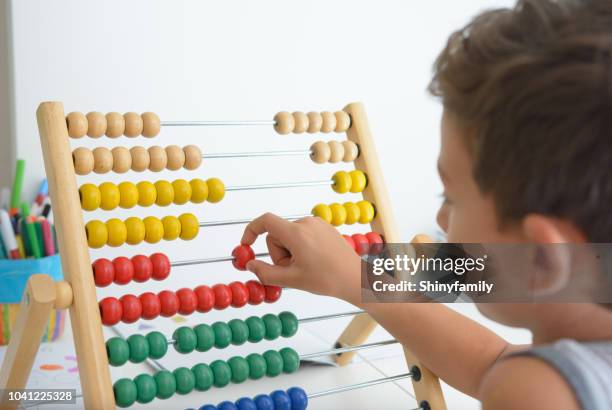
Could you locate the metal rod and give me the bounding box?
[203,149,311,159]
[161,120,276,127]
[308,372,413,399]
[170,252,269,267]
[198,213,310,228]
[226,179,332,192]
[299,339,397,360]
[298,310,365,324]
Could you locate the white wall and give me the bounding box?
[0,0,14,189]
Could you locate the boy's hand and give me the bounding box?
[241,213,361,302]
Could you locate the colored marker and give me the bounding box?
[9,160,25,216]
[35,179,48,206]
[41,218,55,256]
[0,210,20,259]
[21,203,41,258]
[0,228,7,259]
[41,198,51,218]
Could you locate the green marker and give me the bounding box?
[20,202,41,258]
[10,160,25,214]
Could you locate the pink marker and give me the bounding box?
[40,217,55,256]
[0,209,20,259]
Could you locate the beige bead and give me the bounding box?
[124,112,143,137]
[66,112,88,138]
[105,112,125,138]
[335,111,351,132]
[292,112,309,134]
[54,281,73,310]
[86,112,107,138]
[310,141,331,164]
[72,147,94,175]
[307,112,323,133]
[320,111,336,133]
[183,145,202,170]
[328,140,345,163]
[92,147,113,174]
[142,112,161,138]
[273,111,295,135]
[148,146,167,172]
[129,146,150,172]
[165,145,185,170]
[111,147,132,173]
[342,140,359,162]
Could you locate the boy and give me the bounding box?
[241,0,612,409]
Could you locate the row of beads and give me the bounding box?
[67,112,161,139]
[193,388,308,410]
[331,170,367,194]
[99,281,282,325]
[274,111,350,135]
[113,348,300,407]
[106,311,299,366]
[80,178,224,211]
[85,213,199,248]
[310,140,358,163]
[312,201,375,226]
[92,254,170,287]
[343,232,384,256]
[72,145,202,175]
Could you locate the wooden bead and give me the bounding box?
[342,140,359,162]
[310,141,331,164]
[86,112,107,138]
[183,145,202,170]
[165,145,185,170]
[142,112,161,138]
[105,112,125,138]
[273,111,295,135]
[320,111,336,133]
[111,147,132,173]
[130,146,150,172]
[334,111,351,132]
[66,112,88,138]
[54,281,73,309]
[124,112,143,137]
[72,147,94,175]
[306,112,323,133]
[328,140,345,163]
[148,146,167,172]
[292,112,308,134]
[92,147,113,174]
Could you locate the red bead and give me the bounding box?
[99,297,122,326]
[131,254,153,283]
[264,285,282,303]
[229,281,248,308]
[93,258,114,287]
[194,285,215,313]
[231,244,255,271]
[139,292,161,320]
[176,288,197,315]
[113,257,134,285]
[158,290,179,317]
[342,235,356,252]
[351,233,369,256]
[212,284,232,310]
[120,294,142,323]
[365,232,384,255]
[245,280,265,305]
[150,253,171,281]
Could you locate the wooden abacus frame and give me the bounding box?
[0,101,446,410]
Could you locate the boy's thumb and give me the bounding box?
[246,260,289,286]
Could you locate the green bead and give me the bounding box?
[280,347,300,373]
[246,353,267,380]
[134,374,157,404]
[192,363,214,391]
[154,370,176,399]
[173,327,197,354]
[194,324,214,352]
[210,359,232,388]
[113,378,137,408]
[106,337,129,366]
[246,316,265,343]
[228,356,249,383]
[173,367,195,395]
[127,334,149,363]
[147,331,168,359]
[262,313,282,341]
[279,311,299,338]
[263,350,283,377]
[229,319,249,345]
[212,321,232,349]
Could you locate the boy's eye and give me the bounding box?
[439,193,452,205]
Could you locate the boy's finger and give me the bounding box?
[246,259,295,287]
[241,213,296,246]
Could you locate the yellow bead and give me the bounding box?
[172,179,192,205]
[162,216,182,240]
[190,179,208,203]
[349,170,367,193]
[154,180,174,206]
[332,171,351,194]
[179,213,199,240]
[143,216,164,244]
[137,181,157,207]
[329,203,347,226]
[99,182,120,211]
[86,220,108,249]
[206,178,225,203]
[311,203,332,223]
[125,217,146,245]
[343,202,360,225]
[357,200,375,223]
[118,182,139,209]
[106,218,127,247]
[79,183,101,211]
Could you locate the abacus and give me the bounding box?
[0,102,446,409]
